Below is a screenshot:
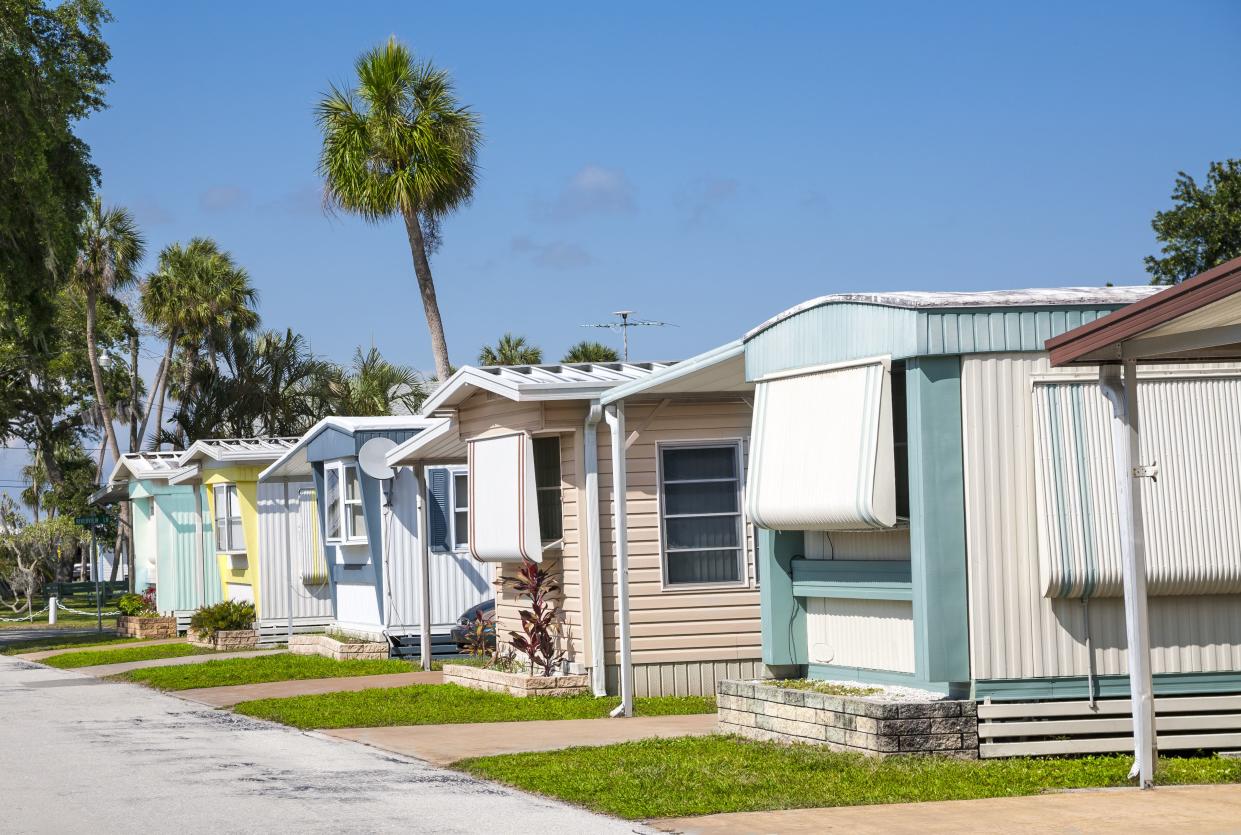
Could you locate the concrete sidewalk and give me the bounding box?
[177,670,444,707]
[326,713,718,766]
[650,784,1241,834]
[18,637,183,661]
[73,648,281,676]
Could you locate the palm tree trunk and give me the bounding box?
[137,334,176,450]
[401,208,452,381]
[129,330,140,451]
[85,286,122,464]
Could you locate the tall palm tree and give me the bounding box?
[562,340,620,363]
[138,238,259,447]
[479,333,542,366]
[317,38,482,382]
[326,347,428,416]
[73,198,145,465]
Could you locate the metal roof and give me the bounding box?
[260,416,443,481]
[747,286,1161,341]
[106,451,197,484]
[601,341,750,405]
[1048,257,1241,366]
[176,437,301,467]
[418,361,677,413]
[385,417,465,466]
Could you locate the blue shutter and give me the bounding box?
[427,468,450,552]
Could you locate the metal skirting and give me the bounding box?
[978,694,1241,757]
[389,632,461,659]
[174,611,194,634]
[255,621,335,646]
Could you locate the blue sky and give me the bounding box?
[3,1,1240,505]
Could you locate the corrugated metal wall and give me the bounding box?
[257,480,333,625]
[1033,375,1241,597]
[384,466,492,635]
[806,597,915,673]
[155,487,219,613]
[962,353,1241,681]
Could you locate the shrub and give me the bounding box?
[498,558,564,676]
[190,599,255,639]
[117,587,159,617]
[462,613,495,659]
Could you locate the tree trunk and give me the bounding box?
[137,334,176,450]
[129,330,140,451]
[33,413,65,486]
[85,285,122,464]
[120,502,133,591]
[401,208,453,381]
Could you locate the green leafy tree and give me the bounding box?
[325,346,428,416]
[479,333,542,366]
[73,196,145,464]
[1146,159,1241,285]
[317,37,482,381]
[562,340,619,363]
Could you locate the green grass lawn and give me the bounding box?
[454,735,1241,820]
[1,634,138,655]
[41,643,212,669]
[234,684,716,729]
[121,653,414,690]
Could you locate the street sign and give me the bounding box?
[74,515,111,526]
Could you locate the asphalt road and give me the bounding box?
[1,656,649,834]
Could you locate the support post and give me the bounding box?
[48,595,57,625]
[583,402,607,696]
[284,481,294,645]
[93,527,101,633]
[1100,361,1156,787]
[758,529,806,669]
[605,403,633,716]
[416,468,433,671]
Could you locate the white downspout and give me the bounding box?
[584,401,607,696]
[416,467,433,671]
[1100,361,1157,788]
[283,480,294,645]
[604,403,633,717]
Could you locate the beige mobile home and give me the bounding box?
[386,357,763,698]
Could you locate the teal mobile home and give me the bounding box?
[744,288,1241,744]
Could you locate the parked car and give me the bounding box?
[450,599,495,650]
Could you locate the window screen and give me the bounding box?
[532,436,563,541]
[660,443,744,585]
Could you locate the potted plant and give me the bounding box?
[188,600,258,650]
[115,587,178,639]
[442,559,588,696]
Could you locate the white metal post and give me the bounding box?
[1100,362,1157,787]
[48,595,57,625]
[605,403,633,717]
[416,468,433,671]
[284,481,295,645]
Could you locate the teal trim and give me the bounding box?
[808,663,957,695]
[975,670,1241,702]
[791,558,913,600]
[759,529,806,666]
[745,303,1129,380]
[906,357,970,687]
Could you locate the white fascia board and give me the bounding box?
[166,463,202,486]
[601,340,744,405]
[386,417,454,466]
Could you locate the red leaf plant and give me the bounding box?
[498,557,565,677]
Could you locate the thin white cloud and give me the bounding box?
[200,186,248,212]
[676,177,739,225]
[511,236,592,270]
[533,165,636,221]
[131,197,174,226]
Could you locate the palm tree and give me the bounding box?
[317,38,482,382]
[562,340,619,363]
[326,347,428,416]
[138,239,259,447]
[479,333,542,366]
[73,198,145,465]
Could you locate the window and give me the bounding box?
[453,472,469,548]
[659,442,745,586]
[532,436,563,541]
[213,484,244,553]
[324,461,366,544]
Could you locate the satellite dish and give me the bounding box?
[357,437,397,481]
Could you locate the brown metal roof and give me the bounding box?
[1046,255,1241,366]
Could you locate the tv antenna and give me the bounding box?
[581,310,672,361]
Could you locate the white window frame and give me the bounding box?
[444,465,469,552]
[657,439,749,590]
[213,483,245,554]
[532,433,564,544]
[324,460,367,545]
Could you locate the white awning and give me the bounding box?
[467,433,542,562]
[746,357,897,530]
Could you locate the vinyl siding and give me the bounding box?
[962,353,1241,681]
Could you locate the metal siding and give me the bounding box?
[962,353,1241,681]
[152,486,218,613]
[1033,375,1241,598]
[804,530,911,560]
[745,304,1122,381]
[384,466,492,633]
[806,597,916,673]
[256,480,333,625]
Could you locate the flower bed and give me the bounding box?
[717,679,978,758]
[188,628,258,651]
[442,663,589,697]
[116,615,177,640]
[289,633,389,661]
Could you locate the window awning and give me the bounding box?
[467,432,542,562]
[746,358,897,530]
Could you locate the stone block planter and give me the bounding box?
[289,634,390,661]
[116,615,177,640]
[717,679,978,758]
[443,663,589,697]
[188,628,258,651]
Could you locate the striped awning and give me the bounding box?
[746,357,897,530]
[467,433,542,562]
